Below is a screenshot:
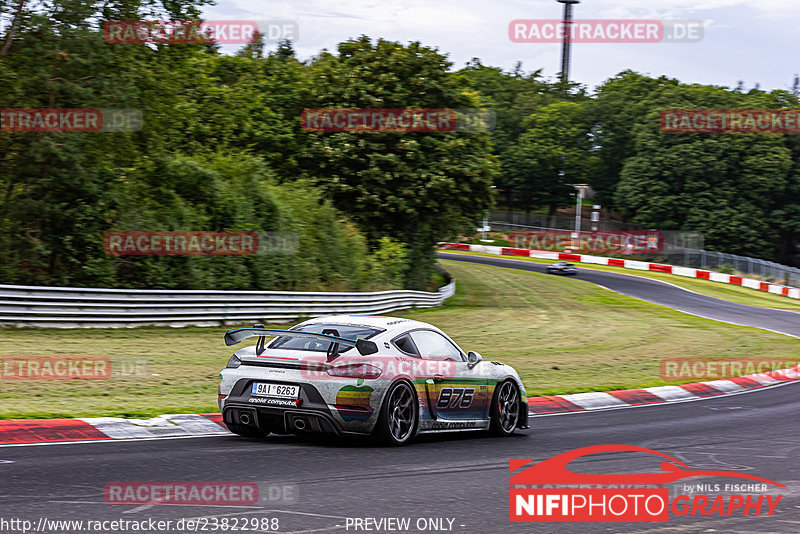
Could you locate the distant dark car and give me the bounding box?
[546,262,577,275]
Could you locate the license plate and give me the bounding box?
[251,382,299,398]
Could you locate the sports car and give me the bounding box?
[218,315,528,445]
[546,262,578,275]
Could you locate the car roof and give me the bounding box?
[294,314,438,336]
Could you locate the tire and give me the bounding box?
[225,422,268,438]
[490,380,521,436]
[375,381,418,446]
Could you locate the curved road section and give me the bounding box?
[439,252,800,338]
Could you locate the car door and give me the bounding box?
[409,330,488,420]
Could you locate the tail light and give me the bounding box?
[327,363,382,380]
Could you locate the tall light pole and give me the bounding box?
[557,0,580,85]
[570,184,590,249]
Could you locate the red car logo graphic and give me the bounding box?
[510,444,785,487]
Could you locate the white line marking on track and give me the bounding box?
[4,385,799,449]
[567,267,800,339]
[122,500,163,514]
[449,253,800,338]
[4,383,800,448]
[671,308,800,339]
[529,379,800,418]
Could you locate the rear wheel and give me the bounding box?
[490,380,520,436]
[375,381,418,446]
[225,422,268,438]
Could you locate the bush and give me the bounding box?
[2,152,398,291]
[717,264,735,275]
[364,237,409,290]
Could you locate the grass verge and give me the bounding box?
[0,259,797,419]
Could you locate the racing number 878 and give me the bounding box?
[436,387,475,409]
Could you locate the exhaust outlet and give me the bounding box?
[293,418,307,430]
[239,412,252,425]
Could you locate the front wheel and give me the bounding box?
[490,380,520,436]
[375,381,418,446]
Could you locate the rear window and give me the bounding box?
[392,333,419,356]
[267,323,382,353]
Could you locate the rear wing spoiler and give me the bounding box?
[224,328,379,357]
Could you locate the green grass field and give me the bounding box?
[441,249,800,312]
[0,259,797,419]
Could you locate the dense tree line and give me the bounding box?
[460,66,800,266]
[2,0,799,292]
[0,0,494,289]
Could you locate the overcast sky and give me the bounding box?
[203,0,797,94]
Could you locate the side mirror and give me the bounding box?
[467,351,483,369]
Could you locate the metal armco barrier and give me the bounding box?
[0,276,455,328]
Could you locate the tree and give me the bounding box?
[458,60,566,209]
[300,37,497,288]
[0,0,391,290]
[612,81,800,262]
[590,71,680,208]
[503,101,598,214]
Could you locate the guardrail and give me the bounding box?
[0,274,455,328]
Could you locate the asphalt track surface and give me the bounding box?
[1,255,799,533]
[438,252,800,338]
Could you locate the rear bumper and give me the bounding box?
[220,377,373,436]
[222,402,365,436]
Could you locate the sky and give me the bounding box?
[202,0,798,94]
